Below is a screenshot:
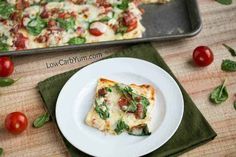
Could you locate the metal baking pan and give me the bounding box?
[0,0,201,56]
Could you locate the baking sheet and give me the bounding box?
[0,0,201,56]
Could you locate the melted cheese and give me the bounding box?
[85,78,155,135]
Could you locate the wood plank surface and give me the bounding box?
[0,0,236,156]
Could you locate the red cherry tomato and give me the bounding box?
[5,112,28,134]
[135,104,144,119]
[193,46,214,67]
[0,57,14,77]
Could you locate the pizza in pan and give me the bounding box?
[0,0,169,51]
[85,78,156,135]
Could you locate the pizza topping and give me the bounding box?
[95,99,110,120]
[56,17,75,31]
[26,16,47,36]
[0,1,15,20]
[16,0,30,10]
[68,37,86,45]
[114,119,129,135]
[89,21,107,36]
[128,124,151,136]
[35,34,49,43]
[115,83,149,119]
[14,33,28,50]
[123,11,137,32]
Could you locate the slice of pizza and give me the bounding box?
[85,78,155,136]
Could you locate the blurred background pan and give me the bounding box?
[0,0,201,56]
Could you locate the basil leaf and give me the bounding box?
[33,113,50,128]
[57,18,75,31]
[105,87,112,92]
[210,80,228,104]
[95,100,110,120]
[68,37,86,45]
[234,101,236,111]
[215,0,232,5]
[0,1,15,19]
[114,119,129,134]
[0,78,18,87]
[221,59,236,72]
[117,0,129,10]
[27,16,47,36]
[128,124,151,136]
[0,148,3,156]
[0,41,9,51]
[223,44,236,56]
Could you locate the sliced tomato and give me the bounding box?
[58,12,71,19]
[89,28,103,36]
[14,33,28,50]
[98,88,107,97]
[123,12,138,32]
[89,22,107,36]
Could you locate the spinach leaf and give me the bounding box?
[0,78,19,87]
[27,16,47,36]
[0,1,15,19]
[128,124,151,136]
[116,26,128,34]
[33,113,50,128]
[221,59,236,72]
[117,0,129,10]
[57,18,75,31]
[0,148,3,156]
[223,44,236,56]
[105,87,112,92]
[95,100,110,120]
[210,80,228,104]
[68,37,86,45]
[0,41,9,51]
[215,0,232,5]
[114,119,129,134]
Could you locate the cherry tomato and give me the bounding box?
[5,112,28,134]
[193,46,214,67]
[89,22,106,36]
[0,57,14,77]
[123,12,137,32]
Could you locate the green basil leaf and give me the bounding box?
[57,18,75,31]
[223,44,236,56]
[95,100,110,120]
[33,113,50,128]
[0,148,3,156]
[27,16,47,36]
[221,59,236,72]
[234,101,236,110]
[68,37,86,45]
[215,0,232,5]
[114,119,129,134]
[210,80,228,104]
[117,0,129,10]
[0,1,15,19]
[0,78,18,87]
[128,124,151,136]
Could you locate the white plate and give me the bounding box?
[56,58,184,157]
